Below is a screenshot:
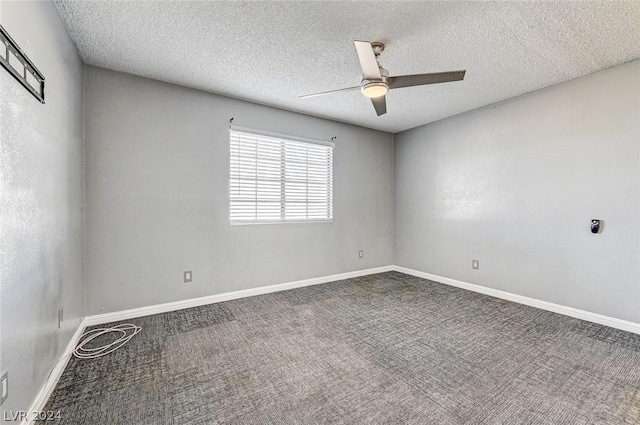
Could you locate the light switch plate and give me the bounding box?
[472,260,479,270]
[184,271,192,283]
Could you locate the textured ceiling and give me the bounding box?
[54,1,640,133]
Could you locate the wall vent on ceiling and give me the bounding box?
[0,24,45,103]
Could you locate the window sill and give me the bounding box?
[230,219,333,226]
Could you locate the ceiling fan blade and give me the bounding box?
[299,86,360,99]
[371,95,387,116]
[354,41,381,80]
[388,70,466,90]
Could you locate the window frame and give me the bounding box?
[229,126,334,225]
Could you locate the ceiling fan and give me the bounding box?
[300,41,466,116]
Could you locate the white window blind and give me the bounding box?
[230,128,333,223]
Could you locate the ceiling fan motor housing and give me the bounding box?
[361,66,389,98]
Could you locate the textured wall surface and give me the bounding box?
[0,0,84,416]
[84,66,394,315]
[395,60,640,323]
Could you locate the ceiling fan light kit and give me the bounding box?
[300,40,466,117]
[361,81,388,98]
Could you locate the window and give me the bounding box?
[230,128,334,223]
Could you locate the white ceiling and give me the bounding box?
[54,1,640,133]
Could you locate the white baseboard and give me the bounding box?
[84,266,395,326]
[393,265,640,335]
[84,264,640,334]
[22,319,87,425]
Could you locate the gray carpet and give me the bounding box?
[44,272,640,424]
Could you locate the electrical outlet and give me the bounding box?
[359,250,363,258]
[472,260,479,270]
[184,271,192,283]
[57,308,64,329]
[1,370,8,405]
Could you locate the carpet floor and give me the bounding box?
[45,271,640,424]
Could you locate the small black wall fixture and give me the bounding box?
[0,24,45,103]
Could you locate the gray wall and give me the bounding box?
[84,66,394,315]
[395,60,640,323]
[0,0,84,416]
